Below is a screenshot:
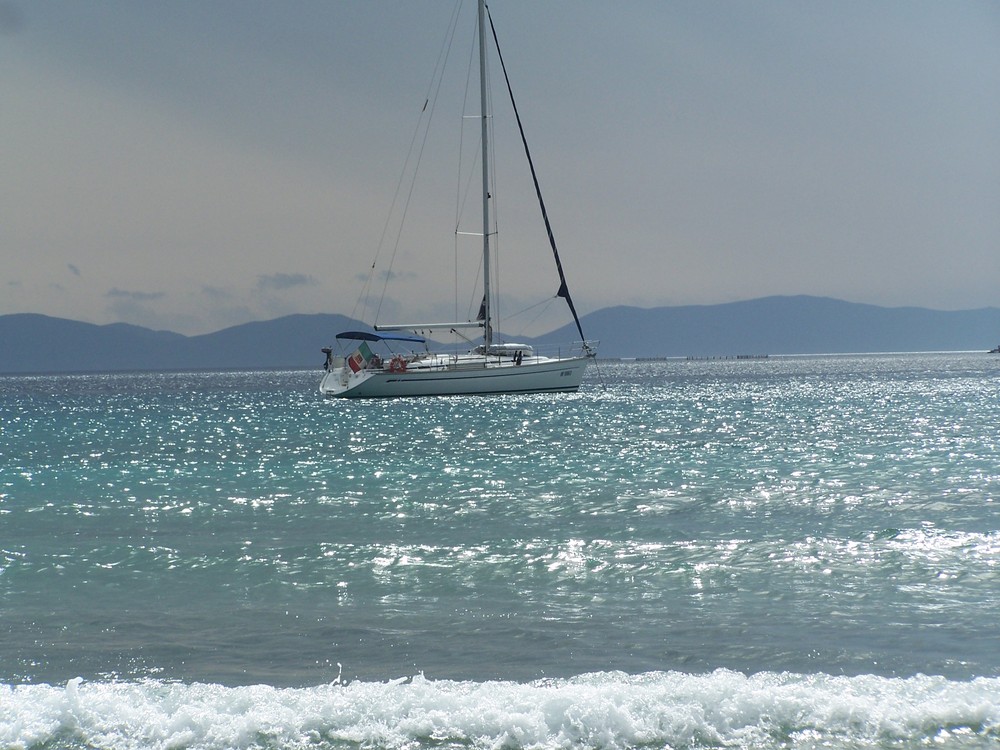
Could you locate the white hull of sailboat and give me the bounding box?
[320,354,591,399]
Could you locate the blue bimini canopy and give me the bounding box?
[336,331,426,344]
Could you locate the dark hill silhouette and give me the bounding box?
[182,314,370,370]
[0,314,186,373]
[0,312,365,374]
[3,297,999,373]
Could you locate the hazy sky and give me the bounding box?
[3,1,998,336]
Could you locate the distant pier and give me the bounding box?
[613,354,770,362]
[683,354,769,361]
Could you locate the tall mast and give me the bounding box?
[478,0,492,349]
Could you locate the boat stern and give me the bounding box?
[319,363,376,397]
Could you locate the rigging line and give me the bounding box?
[456,22,479,328]
[457,30,487,331]
[365,0,463,325]
[521,298,555,335]
[376,0,463,323]
[486,53,503,336]
[357,78,436,321]
[505,294,558,334]
[456,19,495,332]
[591,356,609,391]
[491,296,558,340]
[485,4,587,344]
[467,33,501,334]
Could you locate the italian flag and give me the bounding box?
[347,342,373,373]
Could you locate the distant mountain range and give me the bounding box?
[546,296,1000,359]
[2,296,999,374]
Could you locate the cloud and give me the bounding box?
[200,285,233,300]
[106,287,166,301]
[255,273,318,292]
[67,263,81,277]
[105,287,169,328]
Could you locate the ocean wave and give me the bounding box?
[3,669,998,750]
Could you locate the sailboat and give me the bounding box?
[320,0,597,398]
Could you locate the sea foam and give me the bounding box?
[2,670,998,750]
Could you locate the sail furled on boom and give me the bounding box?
[486,5,587,345]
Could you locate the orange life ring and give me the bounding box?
[389,355,407,373]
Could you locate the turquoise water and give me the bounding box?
[2,354,999,748]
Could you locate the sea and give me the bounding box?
[2,352,999,750]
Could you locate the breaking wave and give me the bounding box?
[3,669,999,750]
